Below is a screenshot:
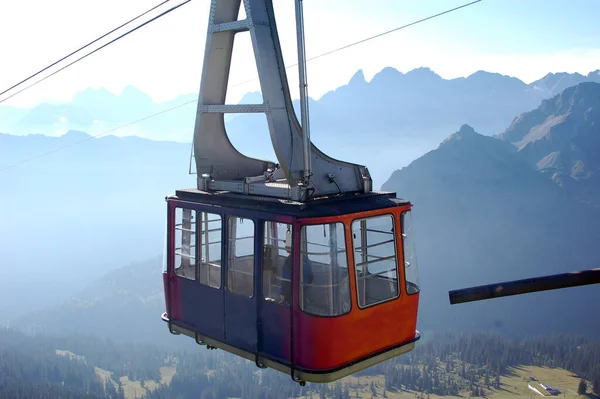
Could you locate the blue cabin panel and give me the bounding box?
[260,301,291,362]
[180,279,225,340]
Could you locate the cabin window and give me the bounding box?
[262,221,292,306]
[401,211,420,295]
[197,212,222,289]
[174,207,196,280]
[227,216,255,298]
[352,214,399,308]
[300,222,351,316]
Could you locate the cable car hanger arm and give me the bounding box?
[192,0,372,202]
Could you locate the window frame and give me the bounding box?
[225,215,256,298]
[351,212,401,310]
[196,210,224,290]
[400,210,420,296]
[261,221,293,306]
[173,206,197,281]
[298,220,353,318]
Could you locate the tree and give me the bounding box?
[577,379,587,395]
[593,377,600,395]
[370,381,377,397]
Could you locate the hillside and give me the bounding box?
[3,328,598,399]
[14,257,177,346]
[382,124,600,338]
[498,82,600,205]
[0,132,195,320]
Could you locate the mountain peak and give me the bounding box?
[348,69,367,86]
[119,85,155,105]
[542,81,600,115]
[405,67,439,79]
[60,130,91,140]
[442,124,478,144]
[457,124,476,136]
[72,87,116,104]
[238,91,263,104]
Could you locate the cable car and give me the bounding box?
[161,0,420,384]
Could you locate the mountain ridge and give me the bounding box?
[4,67,599,140]
[382,120,600,337]
[497,81,600,205]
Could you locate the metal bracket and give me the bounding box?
[192,0,373,200]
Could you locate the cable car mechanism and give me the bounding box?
[161,0,421,385]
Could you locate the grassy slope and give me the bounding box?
[55,348,596,399]
[314,365,597,399]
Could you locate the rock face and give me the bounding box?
[382,121,600,339]
[498,82,600,205]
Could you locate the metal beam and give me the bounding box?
[448,268,600,305]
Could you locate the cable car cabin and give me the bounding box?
[161,188,421,384]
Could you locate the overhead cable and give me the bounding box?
[0,0,482,172]
[0,0,192,104]
[0,0,172,98]
[228,0,483,87]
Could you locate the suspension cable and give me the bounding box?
[0,0,172,98]
[0,0,483,172]
[0,0,192,105]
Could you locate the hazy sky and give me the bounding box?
[1,0,598,108]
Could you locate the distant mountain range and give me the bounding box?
[8,81,600,343]
[3,67,598,187]
[3,68,599,141]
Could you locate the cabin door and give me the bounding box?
[223,215,258,353]
[168,204,225,340]
[259,221,293,363]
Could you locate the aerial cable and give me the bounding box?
[228,0,483,86]
[0,0,192,105]
[0,0,482,172]
[301,0,482,64]
[0,0,173,99]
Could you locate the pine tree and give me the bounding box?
[577,379,587,395]
[593,377,600,395]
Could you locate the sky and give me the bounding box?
[0,0,599,108]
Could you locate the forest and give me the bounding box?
[4,327,596,399]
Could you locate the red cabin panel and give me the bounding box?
[292,206,419,372]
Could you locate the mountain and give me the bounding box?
[529,70,600,96]
[0,131,196,320]
[14,256,188,347]
[3,68,599,188]
[223,68,600,186]
[2,88,199,142]
[498,82,600,205]
[382,123,600,338]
